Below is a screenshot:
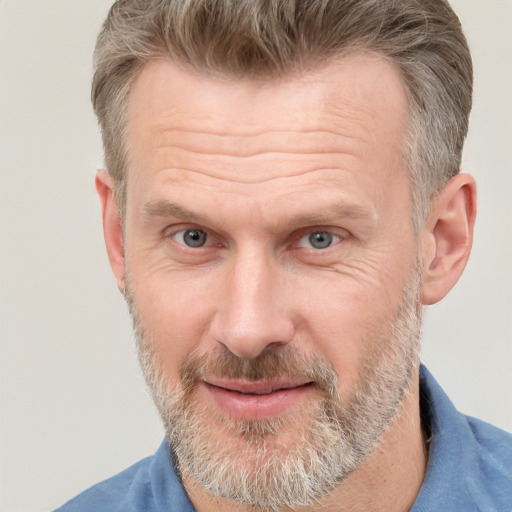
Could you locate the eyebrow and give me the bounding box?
[142,200,206,223]
[141,200,375,229]
[284,204,375,230]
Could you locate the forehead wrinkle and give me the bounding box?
[152,147,360,164]
[145,164,362,186]
[155,126,363,139]
[149,127,366,160]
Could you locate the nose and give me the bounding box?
[209,248,295,359]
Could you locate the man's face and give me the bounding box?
[122,55,422,507]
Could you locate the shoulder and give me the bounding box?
[464,415,512,489]
[413,366,512,511]
[53,456,154,512]
[53,441,195,512]
[449,415,512,511]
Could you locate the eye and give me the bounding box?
[173,228,208,248]
[298,231,341,250]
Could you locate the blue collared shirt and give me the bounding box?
[55,366,512,511]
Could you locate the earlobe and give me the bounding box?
[421,173,477,305]
[95,170,126,292]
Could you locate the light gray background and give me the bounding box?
[0,1,511,511]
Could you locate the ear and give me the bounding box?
[420,173,477,305]
[95,170,126,292]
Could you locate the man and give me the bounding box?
[55,0,512,510]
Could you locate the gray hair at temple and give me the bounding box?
[92,0,472,231]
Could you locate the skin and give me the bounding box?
[97,54,476,511]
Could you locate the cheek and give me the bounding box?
[128,266,221,375]
[293,269,405,397]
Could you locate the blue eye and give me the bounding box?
[299,231,340,249]
[173,229,208,247]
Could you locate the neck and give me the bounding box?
[184,370,427,512]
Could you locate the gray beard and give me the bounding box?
[128,269,422,511]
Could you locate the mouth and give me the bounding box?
[202,378,316,421]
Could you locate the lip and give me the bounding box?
[202,378,315,421]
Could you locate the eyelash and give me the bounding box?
[165,226,348,252]
[295,230,342,250]
[169,227,217,249]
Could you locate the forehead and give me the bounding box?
[129,54,407,127]
[124,54,410,212]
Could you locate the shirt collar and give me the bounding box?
[411,365,480,511]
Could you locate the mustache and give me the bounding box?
[179,348,339,397]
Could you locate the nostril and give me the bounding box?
[216,339,290,360]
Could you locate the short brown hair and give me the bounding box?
[92,0,472,228]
